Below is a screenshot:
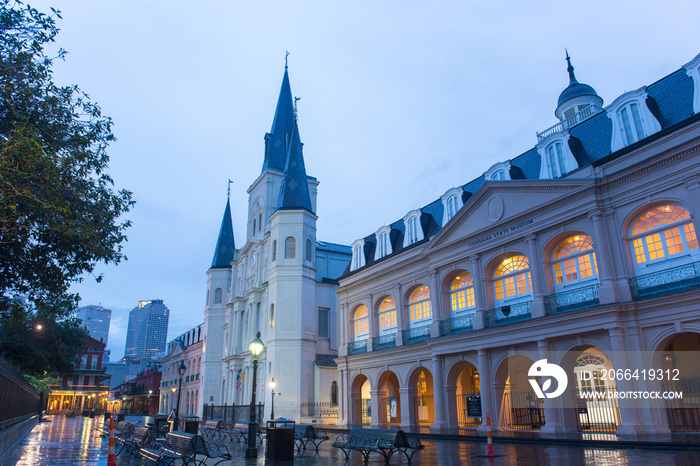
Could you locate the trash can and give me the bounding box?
[117,411,125,422]
[183,415,199,435]
[82,409,89,417]
[104,412,112,421]
[266,418,295,461]
[154,413,169,433]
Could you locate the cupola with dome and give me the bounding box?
[554,51,604,126]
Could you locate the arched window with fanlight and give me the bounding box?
[353,305,369,342]
[378,297,397,335]
[450,273,476,317]
[629,205,699,273]
[408,286,431,328]
[493,255,533,305]
[552,235,599,292]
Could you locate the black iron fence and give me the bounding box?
[504,389,545,430]
[0,356,43,430]
[663,378,700,432]
[300,401,338,417]
[202,403,264,423]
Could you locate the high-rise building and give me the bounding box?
[124,299,170,361]
[76,305,111,346]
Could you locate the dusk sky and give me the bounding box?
[28,0,699,359]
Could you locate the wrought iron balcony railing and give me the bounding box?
[629,261,700,300]
[439,313,474,336]
[372,333,397,351]
[544,284,600,315]
[347,339,368,355]
[401,325,432,345]
[484,301,532,328]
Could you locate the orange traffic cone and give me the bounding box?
[108,415,117,466]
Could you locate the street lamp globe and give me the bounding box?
[178,361,187,377]
[249,333,265,358]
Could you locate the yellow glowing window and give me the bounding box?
[554,235,594,259]
[495,280,504,300]
[516,273,528,294]
[554,262,564,284]
[563,258,578,282]
[353,305,369,339]
[664,227,684,255]
[450,274,475,313]
[632,205,690,235]
[645,233,665,260]
[685,224,698,249]
[379,297,397,330]
[551,235,598,286]
[633,238,646,264]
[495,255,530,276]
[578,255,593,278]
[409,286,431,322]
[504,276,516,297]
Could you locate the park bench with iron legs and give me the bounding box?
[190,434,232,466]
[122,425,157,456]
[220,422,264,444]
[332,428,424,464]
[294,425,329,453]
[139,431,196,465]
[199,420,223,438]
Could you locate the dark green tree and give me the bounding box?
[0,1,133,375]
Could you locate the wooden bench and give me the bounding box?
[294,425,329,452]
[199,420,223,438]
[140,431,196,465]
[332,428,424,464]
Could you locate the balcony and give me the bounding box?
[372,333,397,351]
[630,261,700,300]
[348,339,368,355]
[439,313,474,336]
[484,301,532,328]
[401,325,431,345]
[544,284,600,315]
[536,106,597,142]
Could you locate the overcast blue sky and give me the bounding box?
[27,0,699,359]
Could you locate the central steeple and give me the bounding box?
[262,66,296,172]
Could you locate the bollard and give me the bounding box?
[486,412,494,457]
[108,414,116,466]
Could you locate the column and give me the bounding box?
[399,387,416,429]
[471,255,486,329]
[537,339,563,435]
[430,269,442,338]
[395,285,405,346]
[589,210,619,303]
[367,295,375,351]
[431,355,446,430]
[337,368,346,426]
[477,348,494,433]
[527,235,546,318]
[609,327,642,436]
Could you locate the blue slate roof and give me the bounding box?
[277,121,314,213]
[341,53,700,278]
[262,68,296,173]
[211,199,235,269]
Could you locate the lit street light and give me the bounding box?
[246,332,265,459]
[270,378,281,420]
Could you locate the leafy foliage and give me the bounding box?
[0,1,133,375]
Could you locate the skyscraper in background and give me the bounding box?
[76,305,112,361]
[124,299,170,361]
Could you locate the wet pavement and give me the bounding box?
[2,415,700,466]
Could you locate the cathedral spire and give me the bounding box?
[262,65,296,173]
[211,197,235,269]
[277,121,313,213]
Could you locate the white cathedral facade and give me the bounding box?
[200,66,351,422]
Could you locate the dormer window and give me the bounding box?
[374,226,392,261]
[537,134,578,180]
[608,88,661,152]
[484,161,512,182]
[441,187,464,225]
[682,53,700,114]
[351,239,365,271]
[547,142,567,177]
[403,210,423,247]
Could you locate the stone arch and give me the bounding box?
[376,370,401,425]
[493,354,543,430]
[445,359,481,428]
[541,229,598,293]
[558,345,621,433]
[407,366,435,426]
[350,373,371,425]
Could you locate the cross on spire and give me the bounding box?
[285,51,289,69]
[227,179,233,199]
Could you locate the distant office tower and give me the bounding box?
[76,305,112,346]
[124,299,170,361]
